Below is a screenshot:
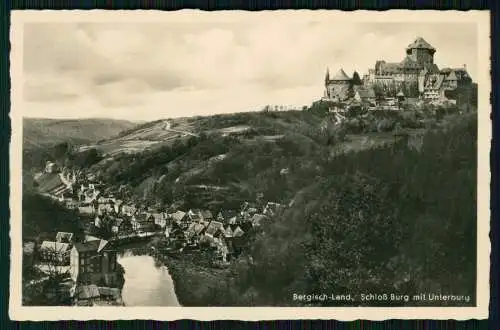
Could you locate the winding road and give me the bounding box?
[164,121,199,137]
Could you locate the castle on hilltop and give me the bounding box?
[323,37,473,105]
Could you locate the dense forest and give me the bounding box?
[22,193,86,243]
[175,113,477,306]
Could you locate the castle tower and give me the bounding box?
[324,67,330,85]
[406,37,436,69]
[326,68,352,101]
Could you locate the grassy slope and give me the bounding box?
[23,118,138,149]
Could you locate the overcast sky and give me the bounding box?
[22,18,478,121]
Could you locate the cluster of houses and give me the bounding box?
[164,201,285,265]
[29,155,290,304]
[27,231,123,306]
[34,158,289,268]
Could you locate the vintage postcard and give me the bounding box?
[9,10,490,321]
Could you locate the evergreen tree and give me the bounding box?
[351,71,363,85]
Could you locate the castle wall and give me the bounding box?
[326,82,351,101]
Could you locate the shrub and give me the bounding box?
[377,118,396,132]
[344,118,365,134]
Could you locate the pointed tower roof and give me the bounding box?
[324,67,330,83]
[330,68,351,81]
[407,37,435,51]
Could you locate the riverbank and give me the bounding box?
[159,250,232,306]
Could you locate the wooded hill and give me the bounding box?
[22,105,477,306]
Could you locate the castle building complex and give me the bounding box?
[324,37,473,104]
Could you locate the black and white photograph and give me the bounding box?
[9,10,490,321]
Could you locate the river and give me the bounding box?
[117,249,181,306]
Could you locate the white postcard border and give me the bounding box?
[9,9,491,321]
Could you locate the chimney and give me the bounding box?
[463,64,467,70]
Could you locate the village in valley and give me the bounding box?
[25,158,286,306]
[22,37,477,307]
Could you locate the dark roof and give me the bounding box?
[400,56,421,69]
[406,37,435,51]
[74,239,108,253]
[379,62,401,74]
[205,221,224,236]
[428,64,441,74]
[218,210,236,220]
[185,223,206,239]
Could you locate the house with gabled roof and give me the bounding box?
[232,226,245,238]
[151,212,167,229]
[111,218,129,236]
[205,221,225,237]
[40,241,71,265]
[200,210,214,222]
[171,211,192,230]
[121,203,137,216]
[133,212,156,233]
[187,209,203,223]
[70,239,118,287]
[223,225,234,239]
[185,222,206,244]
[170,210,187,227]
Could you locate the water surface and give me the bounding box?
[118,250,180,306]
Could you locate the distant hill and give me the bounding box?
[23,118,138,150]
